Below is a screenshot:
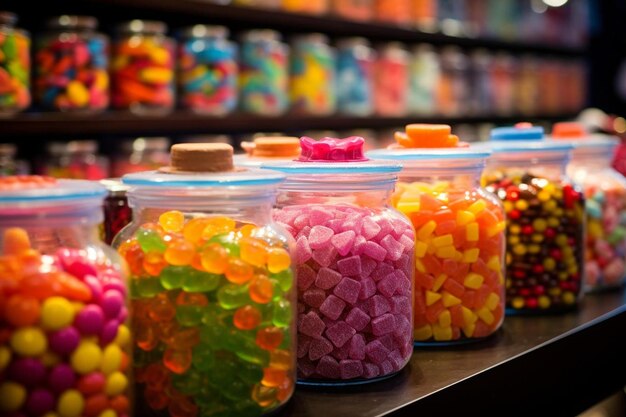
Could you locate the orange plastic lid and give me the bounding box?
[0,175,57,191]
[241,136,301,158]
[393,124,464,148]
[552,122,587,139]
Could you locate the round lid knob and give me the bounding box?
[163,143,234,173]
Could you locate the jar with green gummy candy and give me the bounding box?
[114,143,296,416]
[481,124,585,314]
[0,11,30,115]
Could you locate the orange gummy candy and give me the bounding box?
[225,257,254,285]
[2,227,31,255]
[233,305,262,330]
[249,275,273,304]
[256,326,283,351]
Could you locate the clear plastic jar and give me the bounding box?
[369,124,506,344]
[332,0,373,21]
[178,25,238,115]
[239,30,289,116]
[114,143,296,416]
[0,176,130,417]
[437,46,469,117]
[111,137,170,177]
[374,42,409,116]
[0,12,30,115]
[112,20,175,115]
[551,122,626,291]
[289,34,336,115]
[408,44,440,116]
[0,143,29,175]
[101,178,132,245]
[282,0,329,15]
[375,0,411,26]
[481,125,585,314]
[235,136,301,168]
[336,38,374,116]
[41,140,109,180]
[34,15,108,113]
[263,137,415,384]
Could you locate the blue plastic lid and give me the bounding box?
[490,126,544,141]
[122,168,286,187]
[486,125,574,153]
[367,147,491,161]
[0,179,106,203]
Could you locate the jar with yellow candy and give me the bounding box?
[114,143,296,416]
[481,124,585,314]
[369,124,506,344]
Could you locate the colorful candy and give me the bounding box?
[331,0,373,21]
[409,44,440,116]
[112,20,175,114]
[239,30,288,116]
[282,0,329,15]
[375,0,412,25]
[289,34,336,115]
[336,38,374,116]
[178,25,238,115]
[35,16,109,112]
[41,140,110,180]
[0,12,30,115]
[374,43,409,116]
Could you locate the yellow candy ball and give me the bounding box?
[159,210,185,233]
[0,346,11,371]
[101,345,123,375]
[114,325,130,348]
[0,382,26,411]
[57,390,85,417]
[10,327,48,357]
[562,291,576,305]
[267,247,291,273]
[99,409,118,417]
[105,371,128,396]
[41,297,75,330]
[538,296,551,309]
[71,341,102,374]
[511,297,525,310]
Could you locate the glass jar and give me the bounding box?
[112,20,175,115]
[263,137,415,384]
[239,30,289,116]
[289,34,336,116]
[178,25,238,115]
[481,125,585,314]
[282,0,329,15]
[369,124,506,344]
[0,176,130,417]
[114,143,296,416]
[374,42,409,116]
[551,122,626,291]
[101,178,131,245]
[235,136,301,168]
[0,143,29,176]
[489,53,515,116]
[408,44,440,116]
[41,140,109,180]
[336,38,374,116]
[375,0,411,26]
[332,0,373,21]
[516,56,538,116]
[469,49,493,116]
[0,12,30,115]
[437,46,469,117]
[35,15,108,113]
[111,137,170,177]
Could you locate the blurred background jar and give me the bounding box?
[282,0,329,15]
[332,0,373,21]
[233,0,281,8]
[437,46,469,117]
[0,143,29,176]
[40,139,109,180]
[375,0,411,26]
[336,37,374,116]
[408,44,440,116]
[516,55,539,117]
[411,0,438,32]
[35,15,108,112]
[0,11,30,116]
[112,20,175,115]
[111,137,170,177]
[490,53,516,116]
[374,42,409,116]
[178,25,238,115]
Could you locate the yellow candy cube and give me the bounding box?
[462,323,476,338]
[414,325,433,341]
[425,291,442,306]
[477,307,495,325]
[432,324,453,341]
[417,220,437,240]
[441,291,461,307]
[456,210,475,226]
[397,201,421,214]
[466,222,479,241]
[432,234,453,248]
[414,241,428,258]
[461,306,478,324]
[435,246,455,259]
[438,310,452,327]
[463,273,484,289]
[467,200,486,214]
[433,274,447,291]
[486,255,501,271]
[485,292,500,310]
[462,248,480,263]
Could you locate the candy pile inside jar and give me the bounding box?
[482,125,585,312]
[0,11,30,115]
[267,137,415,382]
[369,125,506,343]
[551,122,626,290]
[117,144,295,415]
[0,176,130,417]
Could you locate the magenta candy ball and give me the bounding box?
[25,389,55,416]
[101,290,123,318]
[117,306,128,323]
[65,260,98,280]
[49,326,80,355]
[100,319,120,345]
[83,275,103,304]
[74,304,105,335]
[8,358,46,387]
[102,279,126,298]
[48,364,76,394]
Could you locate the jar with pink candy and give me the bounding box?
[263,136,415,385]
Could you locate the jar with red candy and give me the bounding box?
[374,42,409,116]
[481,124,585,314]
[111,137,170,177]
[41,140,109,180]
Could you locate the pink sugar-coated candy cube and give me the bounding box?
[390,296,411,316]
[274,209,298,225]
[379,360,395,375]
[361,217,381,240]
[320,295,347,320]
[395,254,411,272]
[388,350,405,371]
[330,230,357,256]
[327,219,344,233]
[365,340,390,364]
[362,241,387,262]
[309,207,334,226]
[377,273,399,298]
[337,255,362,277]
[312,245,337,268]
[378,333,396,351]
[296,225,311,239]
[363,362,381,378]
[361,257,378,278]
[399,234,415,251]
[358,277,377,300]
[325,321,356,348]
[309,337,334,361]
[391,218,409,239]
[374,217,393,241]
[393,315,412,345]
[351,235,367,255]
[303,288,326,308]
[316,355,341,379]
[298,335,312,358]
[340,359,364,379]
[400,340,414,359]
[331,341,352,360]
[309,225,335,249]
[380,235,404,261]
[277,222,296,237]
[341,214,363,235]
[349,333,366,360]
[370,263,394,282]
[345,307,370,331]
[298,264,316,290]
[294,214,310,229]
[297,302,306,314]
[371,313,396,336]
[369,295,391,317]
[315,267,342,290]
[333,277,361,305]
[295,236,313,264]
[394,270,411,296]
[300,311,326,338]
[298,357,317,377]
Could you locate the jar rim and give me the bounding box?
[122,168,286,188]
[116,19,167,35]
[181,24,229,39]
[46,15,98,30]
[0,179,106,204]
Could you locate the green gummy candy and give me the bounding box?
[131,277,165,298]
[137,228,167,253]
[183,270,222,292]
[272,299,292,328]
[192,345,215,372]
[271,269,293,292]
[160,266,186,289]
[237,361,263,385]
[208,233,240,256]
[234,334,269,367]
[172,370,203,395]
[176,305,204,327]
[221,378,250,402]
[3,35,17,60]
[217,283,250,310]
